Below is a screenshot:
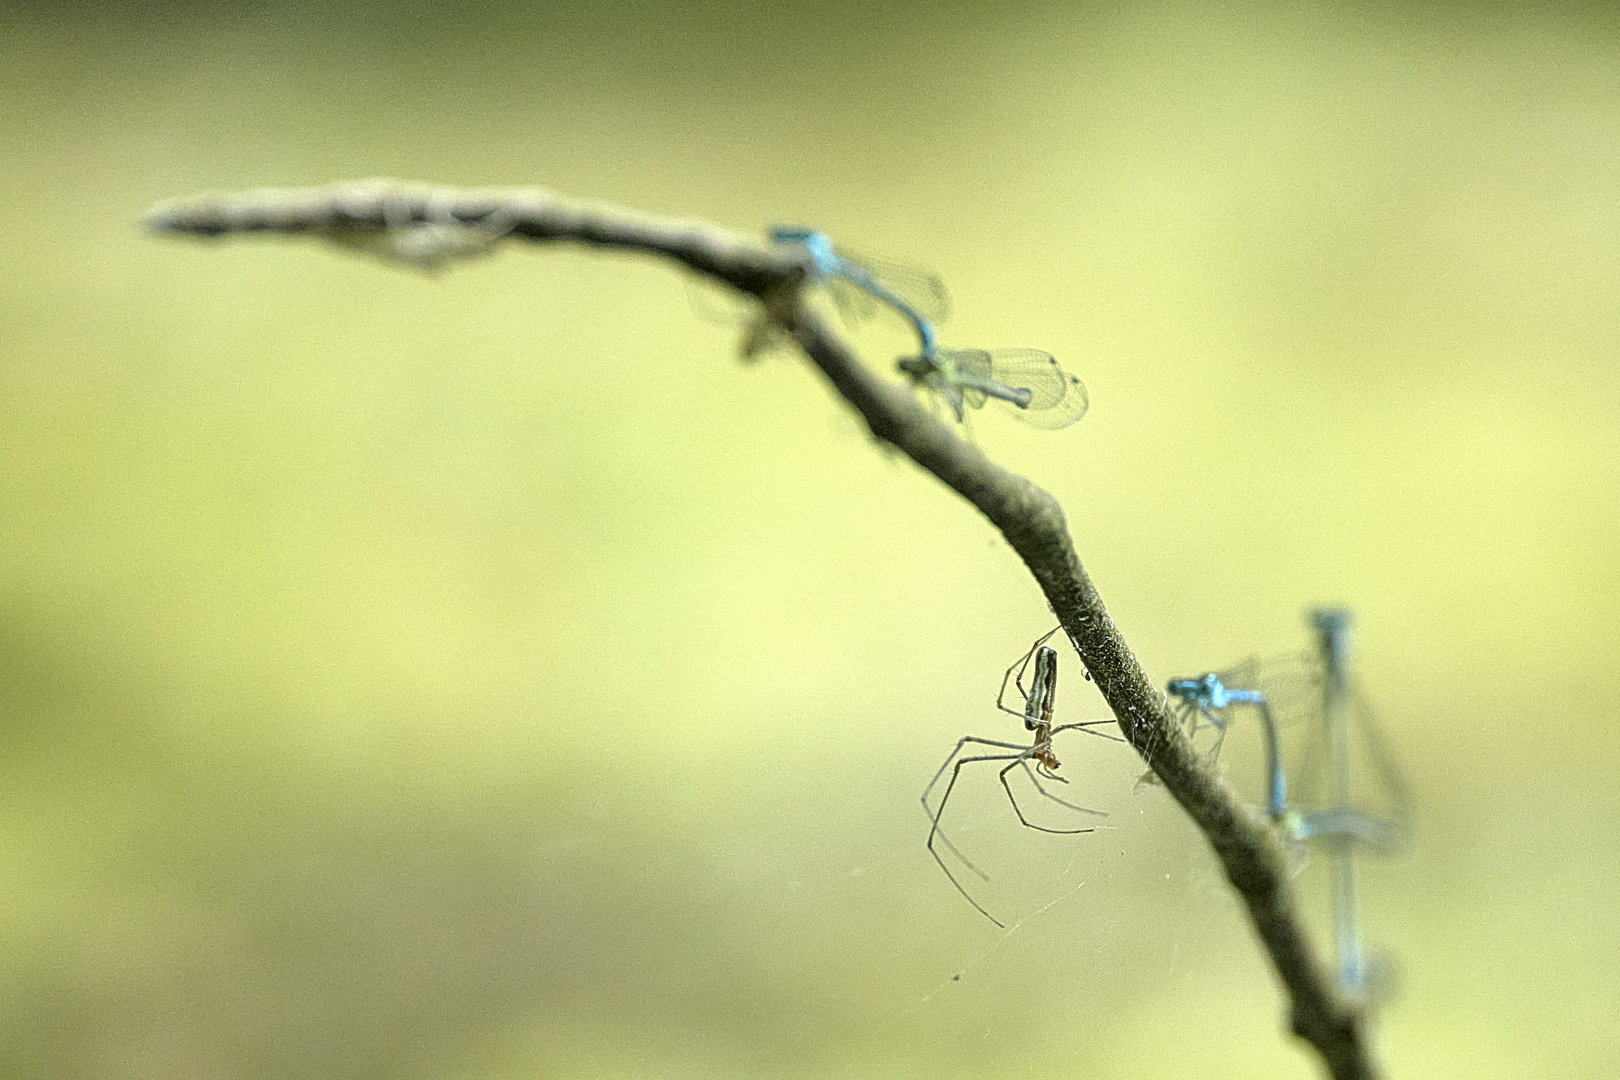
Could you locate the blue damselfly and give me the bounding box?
[897,348,1088,429]
[770,227,948,360]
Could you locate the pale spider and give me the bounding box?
[921,629,1122,926]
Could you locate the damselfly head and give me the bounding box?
[1166,674,1206,700]
[767,226,838,275]
[896,356,936,379]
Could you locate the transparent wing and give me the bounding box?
[1175,652,1319,733]
[950,349,993,378]
[838,249,951,326]
[684,271,755,326]
[1241,651,1323,729]
[950,349,994,410]
[777,231,949,330]
[984,349,1089,429]
[683,273,790,361]
[826,276,881,326]
[1286,679,1410,841]
[907,349,1087,431]
[1212,656,1262,689]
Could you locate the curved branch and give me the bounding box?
[145,179,1383,1080]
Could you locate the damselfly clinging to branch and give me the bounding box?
[921,630,1121,926]
[769,227,949,360]
[898,348,1089,429]
[1165,660,1300,820]
[767,229,1088,430]
[1164,643,1407,851]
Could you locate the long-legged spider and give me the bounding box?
[921,629,1122,926]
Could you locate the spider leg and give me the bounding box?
[1018,758,1108,819]
[995,651,1029,716]
[926,749,1033,927]
[1049,719,1128,745]
[922,736,1033,813]
[921,736,1036,878]
[994,627,1061,720]
[995,646,1036,719]
[999,758,1100,835]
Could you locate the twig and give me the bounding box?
[145,179,1383,1080]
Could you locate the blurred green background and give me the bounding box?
[2,1,1618,1076]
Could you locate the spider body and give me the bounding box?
[921,630,1121,926]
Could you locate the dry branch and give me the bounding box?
[146,179,1383,1080]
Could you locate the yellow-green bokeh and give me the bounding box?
[2,2,1618,1077]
